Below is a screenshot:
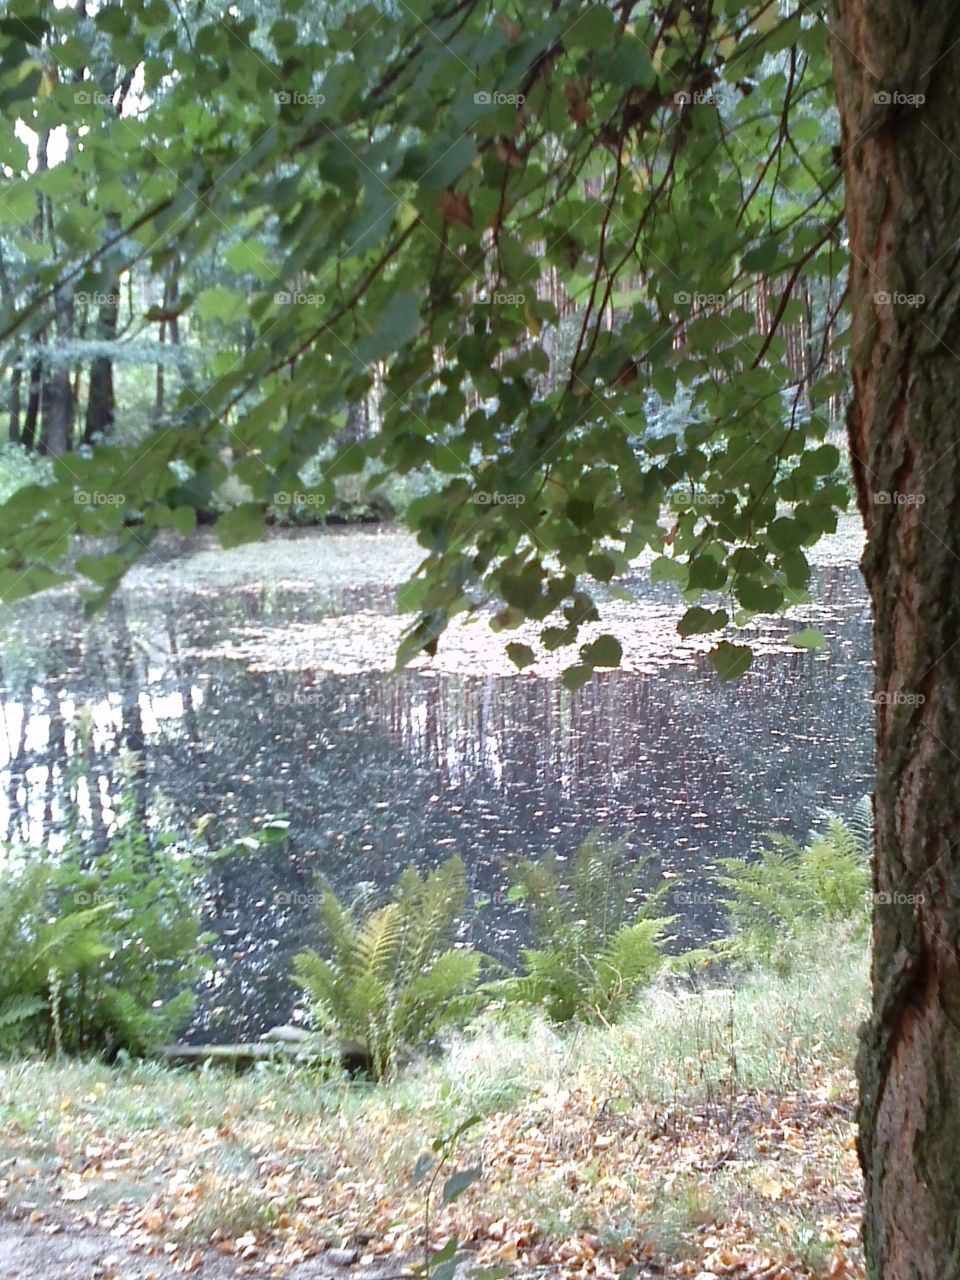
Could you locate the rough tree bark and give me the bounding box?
[830,4,960,1277]
[39,279,75,457]
[84,283,119,443]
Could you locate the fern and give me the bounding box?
[292,857,480,1078]
[0,862,106,1053]
[493,834,671,1024]
[0,744,217,1058]
[716,799,872,967]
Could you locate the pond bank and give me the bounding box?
[0,932,866,1280]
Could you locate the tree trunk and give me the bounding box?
[0,252,21,443]
[39,282,75,457]
[830,5,960,1277]
[84,289,119,443]
[22,341,43,450]
[6,365,22,444]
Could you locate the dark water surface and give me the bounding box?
[0,528,873,1040]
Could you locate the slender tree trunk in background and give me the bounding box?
[39,283,75,456]
[22,341,43,450]
[7,365,22,443]
[154,258,188,420]
[84,286,119,443]
[0,253,21,443]
[831,5,960,1277]
[154,314,166,421]
[83,298,118,440]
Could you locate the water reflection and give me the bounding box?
[0,538,873,1041]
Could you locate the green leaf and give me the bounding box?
[787,628,827,651]
[224,240,274,276]
[650,556,687,586]
[215,504,265,549]
[688,555,727,591]
[506,642,536,669]
[196,286,246,323]
[411,1153,435,1186]
[354,290,421,365]
[443,1167,481,1204]
[562,665,594,692]
[709,641,753,682]
[678,607,728,637]
[580,634,622,668]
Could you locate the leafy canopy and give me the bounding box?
[0,0,846,676]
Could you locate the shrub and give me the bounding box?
[492,835,672,1025]
[0,443,52,505]
[292,857,481,1079]
[716,797,872,967]
[1,743,217,1058]
[50,749,215,1055]
[0,862,106,1053]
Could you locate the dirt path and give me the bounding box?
[0,1213,406,1280]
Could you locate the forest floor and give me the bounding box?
[0,936,866,1280]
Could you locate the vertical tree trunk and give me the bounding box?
[830,5,960,1277]
[84,292,118,443]
[6,365,22,444]
[0,252,22,443]
[21,341,43,450]
[39,282,75,457]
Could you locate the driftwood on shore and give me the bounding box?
[157,1041,309,1067]
[157,1028,373,1074]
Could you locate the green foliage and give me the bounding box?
[0,0,848,673]
[0,743,217,1058]
[292,857,481,1079]
[493,835,671,1024]
[0,861,106,1052]
[0,443,52,505]
[50,750,214,1055]
[716,798,872,967]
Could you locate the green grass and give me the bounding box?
[0,924,867,1135]
[0,927,867,1269]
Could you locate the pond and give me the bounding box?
[0,524,874,1041]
